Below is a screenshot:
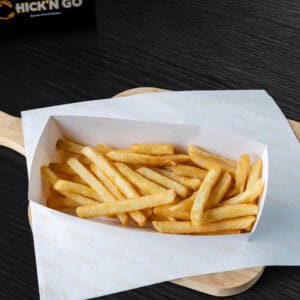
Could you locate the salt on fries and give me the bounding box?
[41,140,264,235]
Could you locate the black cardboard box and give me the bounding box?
[0,0,95,34]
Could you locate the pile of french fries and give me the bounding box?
[41,139,264,235]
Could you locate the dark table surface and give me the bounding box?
[0,1,299,299]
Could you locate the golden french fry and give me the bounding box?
[136,167,190,198]
[243,225,252,232]
[89,166,130,226]
[76,190,176,218]
[96,144,113,154]
[220,179,264,206]
[54,179,103,202]
[81,147,146,226]
[246,159,263,189]
[150,214,173,221]
[56,139,84,154]
[189,145,237,168]
[152,216,256,234]
[67,158,116,201]
[47,195,79,209]
[173,164,207,180]
[58,150,77,162]
[60,192,97,206]
[161,154,191,163]
[91,164,125,200]
[41,166,58,185]
[169,192,197,212]
[110,147,131,153]
[106,150,174,167]
[126,163,148,169]
[153,206,190,220]
[201,204,258,224]
[235,154,250,193]
[71,175,87,185]
[142,208,153,218]
[67,158,130,225]
[82,147,139,197]
[154,168,201,190]
[225,187,237,198]
[89,166,131,225]
[49,163,75,175]
[79,155,91,165]
[206,172,232,209]
[191,166,222,225]
[114,162,166,194]
[189,145,236,175]
[130,143,174,155]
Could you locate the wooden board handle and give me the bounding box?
[0,111,25,156]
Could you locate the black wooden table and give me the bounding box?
[0,1,299,299]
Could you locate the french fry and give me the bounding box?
[244,224,254,232]
[45,138,263,235]
[191,166,222,225]
[152,216,256,234]
[235,154,250,193]
[67,158,118,201]
[201,204,258,224]
[82,147,139,197]
[67,158,129,225]
[150,214,174,221]
[79,155,91,165]
[106,150,174,167]
[126,163,148,170]
[142,208,153,218]
[76,190,176,218]
[206,172,232,209]
[173,164,207,180]
[220,179,264,206]
[47,195,79,209]
[110,147,131,153]
[41,166,58,185]
[153,206,190,220]
[169,192,197,212]
[225,187,237,198]
[246,159,263,189]
[91,164,125,200]
[189,145,237,169]
[189,145,236,175]
[96,144,113,154]
[130,143,174,155]
[136,167,190,198]
[114,162,166,194]
[154,168,201,190]
[60,192,97,206]
[56,139,84,154]
[54,179,103,202]
[161,154,191,163]
[81,147,146,226]
[49,163,75,175]
[89,166,131,228]
[71,175,87,185]
[58,150,77,162]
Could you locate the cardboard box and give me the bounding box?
[30,115,268,235]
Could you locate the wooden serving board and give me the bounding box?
[0,87,299,297]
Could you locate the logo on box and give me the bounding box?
[0,0,84,21]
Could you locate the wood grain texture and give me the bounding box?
[0,111,24,155]
[0,0,299,299]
